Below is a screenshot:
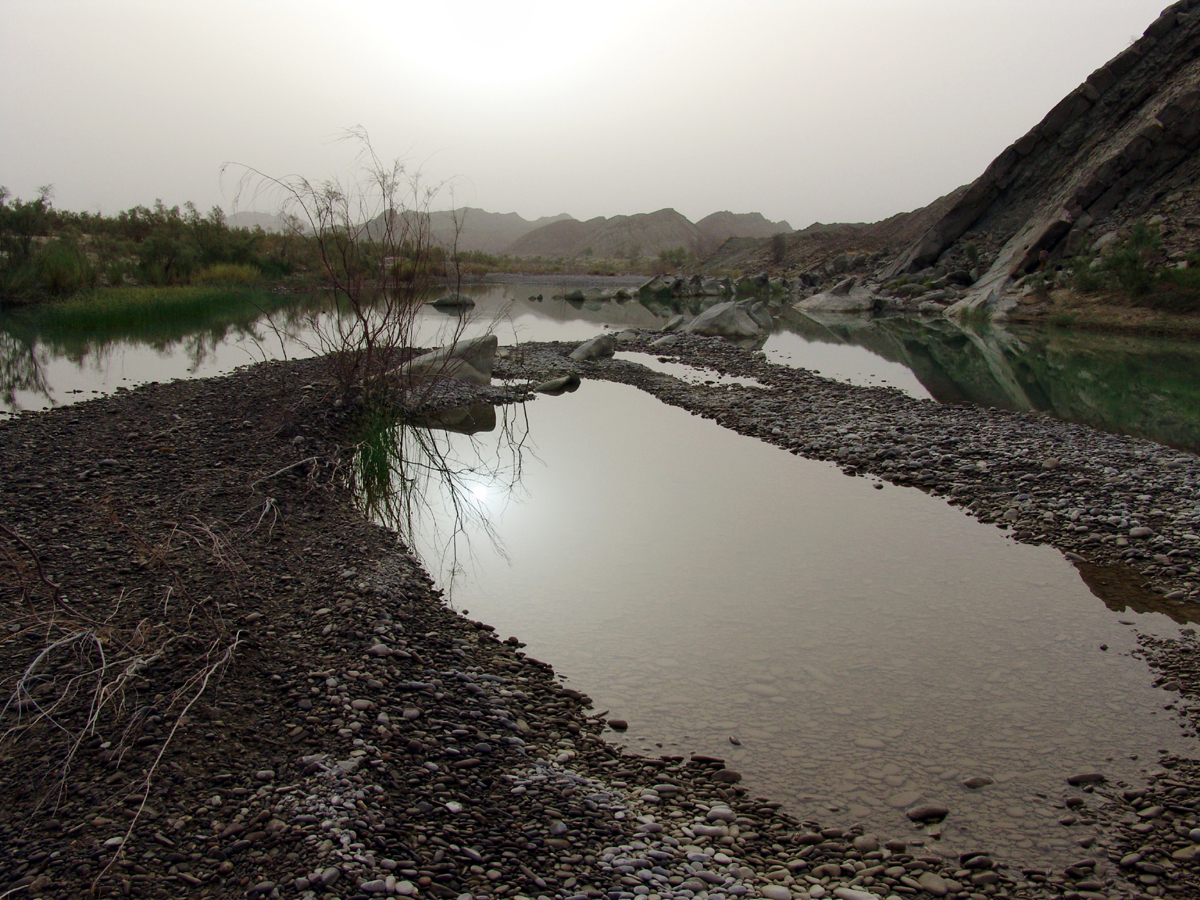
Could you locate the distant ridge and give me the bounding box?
[426,208,574,254]
[507,208,792,258]
[696,211,792,244]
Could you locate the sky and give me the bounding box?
[0,0,1171,229]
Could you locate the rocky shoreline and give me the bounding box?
[1,337,1199,900]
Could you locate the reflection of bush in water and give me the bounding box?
[353,404,529,594]
[1,285,327,371]
[0,330,51,409]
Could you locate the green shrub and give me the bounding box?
[1102,222,1162,296]
[34,239,95,294]
[1068,255,1106,294]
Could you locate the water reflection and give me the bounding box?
[769,308,1200,453]
[389,379,1191,868]
[4,283,1198,456]
[353,402,531,589]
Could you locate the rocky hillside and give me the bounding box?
[884,1,1200,313]
[703,188,967,276]
[427,208,572,254]
[694,211,792,243]
[505,208,704,258]
[700,3,1200,321]
[506,208,795,259]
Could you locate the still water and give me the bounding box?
[4,282,1197,866]
[382,379,1191,868]
[3,283,1198,452]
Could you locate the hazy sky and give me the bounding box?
[1,0,1169,228]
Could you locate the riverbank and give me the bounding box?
[2,345,1199,900]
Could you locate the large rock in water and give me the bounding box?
[683,301,764,339]
[569,334,615,361]
[796,277,881,314]
[401,334,497,385]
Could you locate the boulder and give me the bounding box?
[683,301,763,339]
[535,374,581,395]
[401,334,497,385]
[638,274,686,297]
[796,278,882,314]
[428,294,475,309]
[569,334,615,362]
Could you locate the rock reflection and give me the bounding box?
[772,309,1200,452]
[353,402,529,590]
[1074,560,1200,625]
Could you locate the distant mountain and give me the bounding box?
[227,211,292,233]
[695,211,792,244]
[506,208,706,258]
[426,208,573,254]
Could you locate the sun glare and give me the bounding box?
[383,2,635,87]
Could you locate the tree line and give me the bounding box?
[0,186,317,299]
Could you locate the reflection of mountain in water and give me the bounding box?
[777,309,1200,453]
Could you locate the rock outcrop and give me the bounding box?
[884,1,1200,315]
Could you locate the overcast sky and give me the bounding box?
[1,0,1169,228]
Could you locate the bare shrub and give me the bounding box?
[227,130,475,407]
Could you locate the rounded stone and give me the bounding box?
[906,803,949,822]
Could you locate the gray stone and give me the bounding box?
[796,279,881,314]
[917,872,948,897]
[1067,772,1106,785]
[962,776,994,789]
[906,803,949,822]
[429,294,476,309]
[401,334,497,385]
[684,301,765,339]
[569,334,616,362]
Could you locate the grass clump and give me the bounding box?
[30,284,285,335]
[191,263,261,285]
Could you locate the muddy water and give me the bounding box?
[401,379,1191,868]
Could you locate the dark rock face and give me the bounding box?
[887,2,1200,301]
